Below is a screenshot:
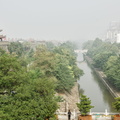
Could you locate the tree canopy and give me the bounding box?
[83,39,120,90]
[76,94,94,116]
[0,41,83,119]
[0,46,57,119]
[113,97,120,112]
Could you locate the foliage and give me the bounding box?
[0,78,58,120]
[93,52,115,69]
[0,54,28,92]
[31,42,83,93]
[72,65,84,80]
[0,52,58,119]
[83,39,120,90]
[8,41,34,64]
[112,97,120,111]
[53,42,83,79]
[33,45,56,77]
[54,54,75,92]
[105,56,120,89]
[0,41,83,119]
[0,48,6,55]
[86,39,118,59]
[55,96,64,102]
[25,48,35,63]
[76,94,94,116]
[46,41,55,51]
[8,42,24,57]
[53,42,83,92]
[82,40,93,50]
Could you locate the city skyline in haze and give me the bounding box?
[0,0,120,42]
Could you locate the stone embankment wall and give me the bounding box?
[57,82,80,113]
[84,55,120,98]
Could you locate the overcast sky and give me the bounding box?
[0,0,120,42]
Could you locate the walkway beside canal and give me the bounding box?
[84,55,120,98]
[56,82,79,113]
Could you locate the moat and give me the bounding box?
[77,53,116,112]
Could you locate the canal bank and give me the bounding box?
[77,53,115,112]
[84,55,120,98]
[57,82,80,113]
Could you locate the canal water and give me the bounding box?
[77,53,115,112]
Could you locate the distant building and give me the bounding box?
[117,33,120,43]
[106,21,120,43]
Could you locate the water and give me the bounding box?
[77,53,115,112]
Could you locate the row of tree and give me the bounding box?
[0,41,83,119]
[83,38,120,90]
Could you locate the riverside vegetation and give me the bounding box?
[0,41,83,120]
[83,38,120,91]
[83,39,120,113]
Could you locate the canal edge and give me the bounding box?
[83,54,120,98]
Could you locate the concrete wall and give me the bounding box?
[84,55,120,98]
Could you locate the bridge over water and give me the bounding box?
[74,49,88,54]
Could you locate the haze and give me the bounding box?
[0,0,120,42]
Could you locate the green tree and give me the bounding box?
[33,45,56,77]
[8,42,24,57]
[46,41,55,51]
[113,97,120,112]
[84,39,120,90]
[0,54,28,92]
[0,78,58,120]
[92,38,103,48]
[105,56,120,89]
[76,94,94,116]
[53,42,83,80]
[53,42,83,92]
[93,52,114,69]
[0,48,6,55]
[54,54,75,92]
[82,40,93,50]
[86,39,119,59]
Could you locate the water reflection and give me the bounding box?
[78,84,85,95]
[91,70,115,112]
[77,53,115,112]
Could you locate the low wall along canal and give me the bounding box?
[77,53,116,112]
[84,55,120,98]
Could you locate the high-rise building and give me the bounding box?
[117,33,120,43]
[106,21,120,43]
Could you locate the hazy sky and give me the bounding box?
[0,0,120,41]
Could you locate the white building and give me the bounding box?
[117,33,120,43]
[106,21,120,43]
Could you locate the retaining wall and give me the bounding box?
[83,55,120,98]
